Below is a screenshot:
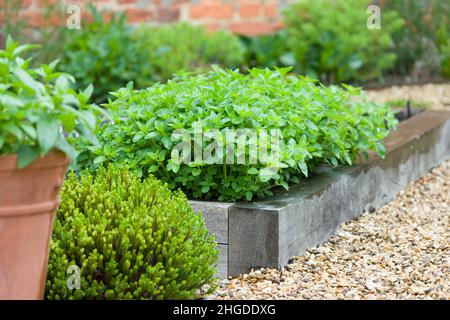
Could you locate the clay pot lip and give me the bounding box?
[0,150,70,171]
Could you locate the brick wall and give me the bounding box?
[2,0,296,35]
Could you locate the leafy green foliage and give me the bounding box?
[240,31,295,69]
[58,7,245,104]
[440,40,450,78]
[46,165,218,300]
[58,8,154,104]
[283,0,403,84]
[0,0,27,45]
[0,36,99,168]
[76,68,397,202]
[382,0,449,77]
[134,23,245,82]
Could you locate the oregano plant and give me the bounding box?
[0,36,101,168]
[77,67,397,201]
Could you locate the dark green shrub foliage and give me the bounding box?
[240,31,295,69]
[46,166,218,299]
[441,42,450,78]
[283,0,403,84]
[59,11,244,103]
[58,9,153,104]
[382,0,449,77]
[134,23,245,82]
[77,68,397,202]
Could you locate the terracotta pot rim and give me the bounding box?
[0,150,70,171]
[0,199,60,218]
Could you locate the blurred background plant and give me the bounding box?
[1,2,245,103]
[239,30,295,69]
[0,0,27,46]
[57,6,154,104]
[1,0,448,92]
[133,23,245,82]
[282,0,404,84]
[380,0,450,78]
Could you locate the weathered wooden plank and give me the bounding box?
[189,200,231,244]
[196,110,450,277]
[217,244,228,278]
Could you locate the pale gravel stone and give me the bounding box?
[210,159,450,300]
[366,83,450,110]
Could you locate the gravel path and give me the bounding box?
[366,83,450,110]
[212,160,450,300]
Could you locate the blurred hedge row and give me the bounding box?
[1,0,448,102]
[244,0,449,84]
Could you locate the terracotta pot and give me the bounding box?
[0,151,69,300]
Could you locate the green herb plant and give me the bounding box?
[77,68,397,202]
[0,37,99,168]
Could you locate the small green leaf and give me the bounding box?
[12,44,40,56]
[79,110,97,130]
[305,119,318,131]
[94,155,105,164]
[192,168,201,176]
[298,161,308,177]
[259,167,276,182]
[280,180,289,190]
[83,84,94,100]
[17,145,38,169]
[37,115,59,156]
[0,94,24,108]
[11,66,45,94]
[6,35,15,50]
[55,135,77,160]
[60,113,76,132]
[21,124,37,140]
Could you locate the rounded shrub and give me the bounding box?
[133,23,245,81]
[283,0,403,84]
[76,68,397,202]
[46,166,218,300]
[58,9,154,104]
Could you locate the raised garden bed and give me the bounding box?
[190,109,450,277]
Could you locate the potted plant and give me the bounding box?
[0,37,100,299]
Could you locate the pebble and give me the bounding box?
[367,83,450,110]
[210,160,450,300]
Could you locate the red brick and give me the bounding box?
[157,5,179,22]
[4,1,286,36]
[19,11,64,27]
[117,0,138,4]
[190,3,233,20]
[239,3,260,18]
[124,8,153,23]
[264,3,278,18]
[229,22,281,36]
[34,0,59,6]
[0,0,32,8]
